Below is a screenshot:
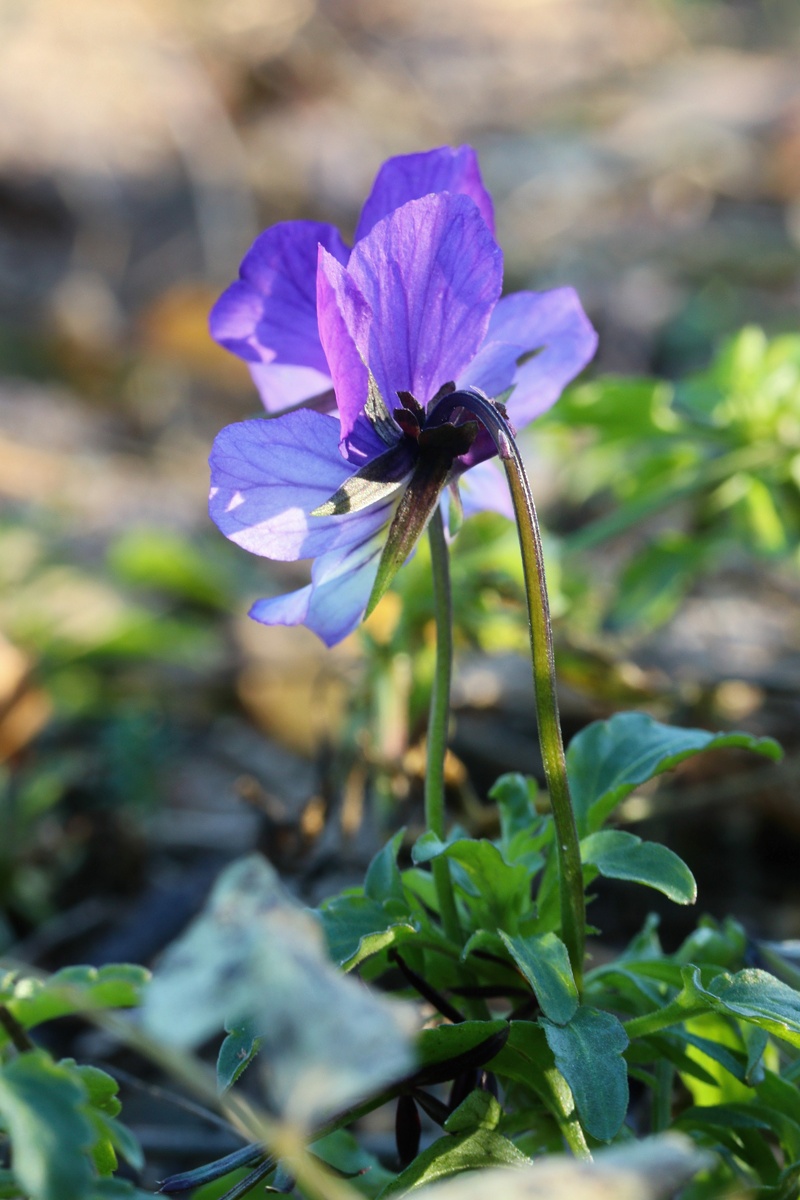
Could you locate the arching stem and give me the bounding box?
[426,506,463,946]
[432,389,585,989]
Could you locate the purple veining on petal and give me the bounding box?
[356,145,495,242]
[209,409,394,562]
[316,248,389,464]
[345,193,503,417]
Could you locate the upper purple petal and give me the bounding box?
[316,249,390,463]
[209,409,396,561]
[321,193,502,449]
[356,146,495,241]
[210,221,349,412]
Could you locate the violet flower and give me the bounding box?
[209,146,597,645]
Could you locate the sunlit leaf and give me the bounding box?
[566,712,781,835]
[581,830,696,905]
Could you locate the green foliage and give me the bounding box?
[142,709,798,1200]
[0,964,146,1200]
[543,327,800,635]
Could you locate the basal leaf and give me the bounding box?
[566,712,781,834]
[580,830,696,905]
[543,1007,629,1141]
[499,932,578,1025]
[377,1127,530,1197]
[317,893,418,970]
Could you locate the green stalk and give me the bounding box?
[426,506,463,946]
[431,389,586,988]
[501,449,585,989]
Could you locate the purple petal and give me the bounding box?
[250,523,389,647]
[487,288,597,425]
[248,363,335,413]
[337,194,502,429]
[316,249,388,463]
[210,221,349,411]
[209,409,395,561]
[356,146,495,241]
[459,459,514,520]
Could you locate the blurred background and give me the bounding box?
[1,0,800,994]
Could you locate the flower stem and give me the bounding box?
[426,506,463,946]
[431,388,586,989]
[500,440,586,990]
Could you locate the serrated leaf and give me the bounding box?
[377,1127,530,1197]
[581,830,696,905]
[0,1051,95,1200]
[142,855,416,1126]
[499,932,578,1025]
[566,712,781,834]
[317,893,418,970]
[217,1017,263,1092]
[543,1007,629,1141]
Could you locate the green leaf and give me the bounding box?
[566,712,781,834]
[674,915,746,969]
[542,1007,629,1141]
[0,965,148,1043]
[499,932,578,1025]
[703,968,800,1048]
[365,829,407,905]
[217,1017,263,1092]
[412,1021,509,1087]
[0,1051,95,1200]
[317,893,418,970]
[142,855,416,1126]
[444,1090,502,1134]
[377,1127,530,1197]
[413,837,531,930]
[580,830,697,905]
[488,774,537,844]
[311,1130,396,1199]
[405,1134,712,1200]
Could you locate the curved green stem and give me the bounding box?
[501,446,585,990]
[431,389,585,989]
[426,507,463,946]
